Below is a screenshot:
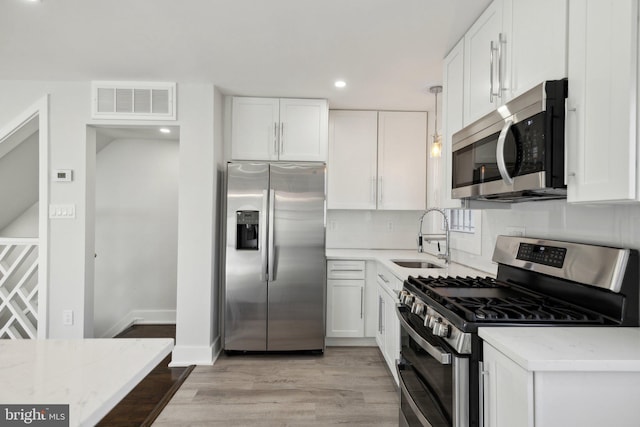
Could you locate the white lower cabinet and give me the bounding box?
[482,343,533,427]
[482,341,640,427]
[326,261,365,338]
[376,263,401,385]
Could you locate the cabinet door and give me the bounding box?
[231,97,280,161]
[566,0,638,202]
[483,344,534,427]
[278,98,328,162]
[440,38,465,209]
[383,288,400,379]
[464,0,503,125]
[377,111,427,210]
[326,279,364,337]
[328,111,378,209]
[506,0,567,101]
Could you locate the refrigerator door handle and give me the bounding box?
[268,188,276,282]
[260,189,269,281]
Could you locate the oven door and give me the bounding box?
[396,305,469,427]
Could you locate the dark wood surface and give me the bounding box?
[96,324,193,427]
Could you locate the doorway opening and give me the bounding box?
[89,125,180,338]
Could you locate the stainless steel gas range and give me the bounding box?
[396,235,639,427]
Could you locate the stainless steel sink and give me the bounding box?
[391,260,442,269]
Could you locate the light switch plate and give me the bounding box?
[49,204,76,219]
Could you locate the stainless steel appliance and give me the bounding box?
[396,235,639,426]
[224,162,326,352]
[452,80,567,202]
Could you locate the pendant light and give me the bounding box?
[429,85,443,158]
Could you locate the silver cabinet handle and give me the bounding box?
[360,287,364,319]
[280,122,284,155]
[378,176,383,205]
[377,273,389,284]
[370,177,376,203]
[273,122,278,156]
[496,118,514,185]
[395,305,452,364]
[378,296,383,333]
[489,40,496,102]
[498,32,506,97]
[268,188,276,281]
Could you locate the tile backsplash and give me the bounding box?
[326,200,640,276]
[326,210,423,249]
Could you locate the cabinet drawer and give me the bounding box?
[376,263,403,292]
[327,260,366,279]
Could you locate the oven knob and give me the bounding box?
[423,314,434,327]
[434,323,450,338]
[428,316,440,329]
[404,295,414,305]
[412,302,425,316]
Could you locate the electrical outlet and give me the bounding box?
[505,226,525,237]
[62,310,74,326]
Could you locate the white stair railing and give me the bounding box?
[0,238,39,339]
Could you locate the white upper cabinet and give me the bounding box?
[440,38,465,209]
[566,0,638,203]
[463,0,567,126]
[378,111,427,210]
[328,110,427,210]
[328,111,378,209]
[464,0,503,125]
[231,97,328,161]
[507,0,567,102]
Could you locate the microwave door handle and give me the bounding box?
[496,118,514,185]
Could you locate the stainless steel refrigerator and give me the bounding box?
[224,162,326,352]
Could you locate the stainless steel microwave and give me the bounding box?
[451,79,568,202]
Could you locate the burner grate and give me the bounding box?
[406,275,605,325]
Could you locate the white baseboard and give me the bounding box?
[325,337,377,347]
[170,335,221,367]
[102,309,177,338]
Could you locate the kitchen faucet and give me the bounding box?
[417,208,450,264]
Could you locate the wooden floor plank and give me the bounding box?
[154,347,399,426]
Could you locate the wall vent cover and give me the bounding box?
[91,81,176,120]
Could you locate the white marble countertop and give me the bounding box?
[479,327,640,372]
[326,248,494,281]
[0,338,173,427]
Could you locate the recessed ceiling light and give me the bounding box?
[334,80,347,88]
[159,128,171,134]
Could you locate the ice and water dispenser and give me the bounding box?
[236,210,259,250]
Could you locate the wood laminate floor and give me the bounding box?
[154,347,399,426]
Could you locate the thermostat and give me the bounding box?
[54,169,73,182]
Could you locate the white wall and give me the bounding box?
[172,84,221,366]
[0,81,221,358]
[93,137,179,338]
[0,132,39,234]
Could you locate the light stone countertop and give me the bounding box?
[0,338,174,426]
[479,327,640,372]
[326,248,494,282]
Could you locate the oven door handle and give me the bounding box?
[395,305,452,365]
[397,364,435,427]
[496,118,514,185]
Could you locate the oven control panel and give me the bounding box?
[516,242,566,268]
[399,290,472,354]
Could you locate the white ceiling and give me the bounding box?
[0,0,491,110]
